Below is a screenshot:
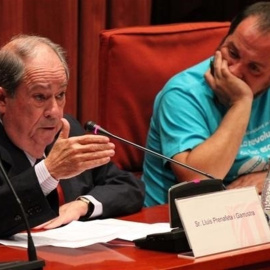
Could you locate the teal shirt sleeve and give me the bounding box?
[153,76,215,162]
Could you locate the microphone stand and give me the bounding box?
[0,159,45,270]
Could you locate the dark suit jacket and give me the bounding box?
[0,114,145,237]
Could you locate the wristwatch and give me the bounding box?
[77,196,95,219]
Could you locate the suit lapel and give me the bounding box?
[0,123,32,176]
[0,123,60,212]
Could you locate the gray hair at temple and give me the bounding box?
[0,34,69,97]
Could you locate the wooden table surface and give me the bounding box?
[1,204,270,270]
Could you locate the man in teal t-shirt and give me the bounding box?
[142,2,270,206]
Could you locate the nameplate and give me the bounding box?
[175,187,270,258]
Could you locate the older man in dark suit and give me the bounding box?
[0,35,144,237]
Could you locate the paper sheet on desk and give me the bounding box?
[0,219,171,248]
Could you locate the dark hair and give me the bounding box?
[228,1,270,35]
[0,35,69,97]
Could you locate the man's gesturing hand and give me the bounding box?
[45,118,115,180]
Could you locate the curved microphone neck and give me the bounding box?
[84,121,216,180]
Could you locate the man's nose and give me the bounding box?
[44,98,62,117]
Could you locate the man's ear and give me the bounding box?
[0,87,7,112]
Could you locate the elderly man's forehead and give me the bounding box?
[1,38,49,58]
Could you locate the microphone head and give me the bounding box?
[84,121,96,132]
[84,121,112,136]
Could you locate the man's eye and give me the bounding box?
[249,63,261,74]
[34,94,46,101]
[56,92,66,100]
[229,50,238,59]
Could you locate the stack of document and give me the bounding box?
[0,219,171,248]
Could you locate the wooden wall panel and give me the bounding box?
[109,0,152,28]
[0,0,78,117]
[0,0,24,45]
[78,0,106,124]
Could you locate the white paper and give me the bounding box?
[0,219,171,249]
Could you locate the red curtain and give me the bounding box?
[0,0,152,125]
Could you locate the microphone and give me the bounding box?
[0,159,45,270]
[85,121,225,253]
[84,121,216,180]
